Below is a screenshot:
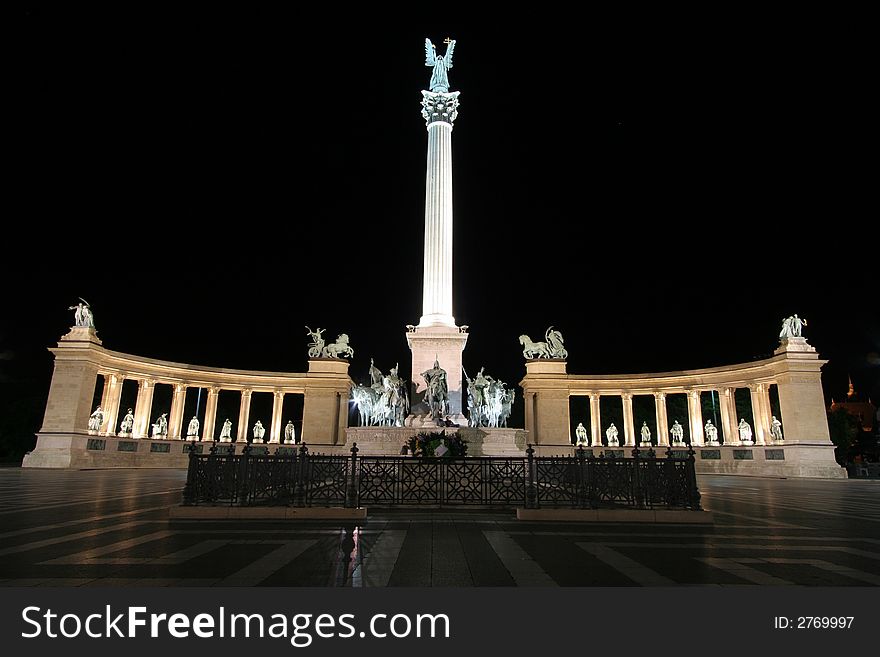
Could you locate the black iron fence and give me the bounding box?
[182,443,701,510]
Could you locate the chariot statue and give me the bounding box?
[322,333,354,359]
[519,334,551,359]
[305,326,326,358]
[545,327,568,359]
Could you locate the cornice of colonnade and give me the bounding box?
[519,348,828,395]
[48,329,354,393]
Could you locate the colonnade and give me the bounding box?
[34,326,352,449]
[521,338,833,451]
[95,376,297,443]
[579,383,775,447]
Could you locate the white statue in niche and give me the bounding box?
[640,421,652,446]
[738,418,753,444]
[704,420,720,446]
[88,406,104,433]
[119,408,134,436]
[575,422,589,446]
[151,413,168,438]
[605,423,619,447]
[186,416,199,440]
[770,416,784,443]
[252,420,266,443]
[284,421,296,444]
[670,420,685,446]
[219,418,233,442]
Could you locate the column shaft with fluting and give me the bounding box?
[418,90,459,328]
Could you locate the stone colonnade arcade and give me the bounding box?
[520,337,844,479]
[23,326,352,469]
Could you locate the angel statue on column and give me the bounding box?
[425,37,456,92]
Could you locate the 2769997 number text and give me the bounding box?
[774,617,854,629]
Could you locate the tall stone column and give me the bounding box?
[419,90,459,329]
[203,387,219,441]
[687,390,705,445]
[406,88,468,425]
[168,383,187,439]
[101,373,124,436]
[270,391,284,444]
[718,387,736,444]
[99,375,112,416]
[749,384,768,445]
[621,393,635,446]
[654,392,669,446]
[133,379,155,439]
[237,389,252,443]
[589,393,602,447]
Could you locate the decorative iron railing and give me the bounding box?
[182,443,701,510]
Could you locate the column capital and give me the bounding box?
[621,392,633,401]
[139,378,156,389]
[421,90,460,126]
[589,392,601,400]
[207,386,220,395]
[174,383,186,394]
[653,391,667,401]
[240,388,252,398]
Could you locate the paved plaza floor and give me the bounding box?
[0,468,877,586]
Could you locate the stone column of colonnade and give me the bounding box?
[687,391,705,445]
[621,393,636,446]
[749,383,772,445]
[100,373,124,435]
[717,387,737,444]
[270,391,284,443]
[168,383,187,439]
[236,389,252,442]
[203,387,219,441]
[654,392,669,446]
[589,394,601,446]
[133,379,155,438]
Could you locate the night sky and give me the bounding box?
[3,8,876,455]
